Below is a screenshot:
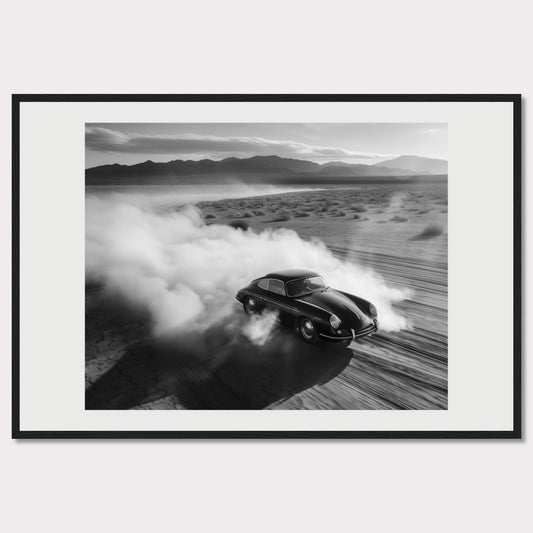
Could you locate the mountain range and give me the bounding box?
[85,154,447,185]
[374,155,447,174]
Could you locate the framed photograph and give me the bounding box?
[12,94,521,438]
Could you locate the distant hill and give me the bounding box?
[374,155,447,175]
[86,154,447,185]
[317,163,413,177]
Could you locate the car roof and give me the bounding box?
[262,269,320,282]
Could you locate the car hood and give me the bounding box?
[296,289,372,327]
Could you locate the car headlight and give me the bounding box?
[369,304,377,317]
[330,314,341,329]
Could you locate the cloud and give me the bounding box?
[85,126,393,161]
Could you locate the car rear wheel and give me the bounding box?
[243,296,257,315]
[298,317,318,344]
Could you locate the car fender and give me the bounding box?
[292,300,332,332]
[337,290,374,315]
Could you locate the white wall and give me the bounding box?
[0,1,530,531]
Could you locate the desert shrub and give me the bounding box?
[351,204,368,213]
[410,224,443,240]
[353,213,361,219]
[390,215,408,223]
[253,210,266,216]
[417,209,430,215]
[242,212,253,218]
[268,210,291,222]
[293,211,310,218]
[229,220,249,230]
[204,213,216,219]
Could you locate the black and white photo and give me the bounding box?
[85,122,448,410]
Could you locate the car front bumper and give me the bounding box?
[353,320,379,339]
[318,319,378,342]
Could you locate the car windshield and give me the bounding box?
[286,276,327,297]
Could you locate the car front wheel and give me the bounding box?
[298,317,318,344]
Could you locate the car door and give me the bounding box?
[262,279,295,319]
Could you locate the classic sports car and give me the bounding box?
[236,269,378,345]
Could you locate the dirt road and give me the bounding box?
[85,247,447,410]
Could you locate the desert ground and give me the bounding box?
[86,183,447,410]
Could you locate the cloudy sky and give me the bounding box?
[85,123,447,168]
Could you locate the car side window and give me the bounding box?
[268,279,286,296]
[257,279,269,290]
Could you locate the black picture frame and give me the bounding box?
[12,94,522,439]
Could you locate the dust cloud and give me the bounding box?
[86,187,411,340]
